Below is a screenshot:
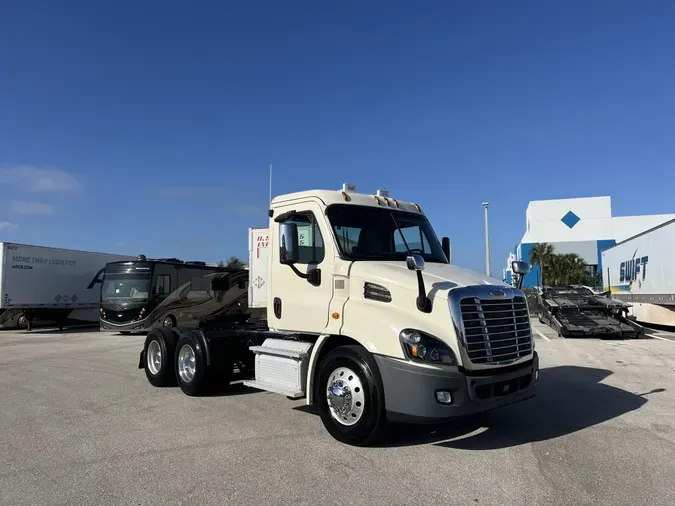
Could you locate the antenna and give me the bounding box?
[269,164,273,204]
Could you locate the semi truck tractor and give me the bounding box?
[139,184,538,446]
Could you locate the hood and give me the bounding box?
[349,261,510,300]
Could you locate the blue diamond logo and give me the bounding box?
[561,210,580,229]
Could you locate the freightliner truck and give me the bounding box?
[139,184,538,446]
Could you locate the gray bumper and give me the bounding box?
[374,352,539,423]
[100,318,148,332]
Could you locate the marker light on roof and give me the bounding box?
[374,196,382,205]
[414,203,422,212]
[341,191,351,202]
[392,199,400,208]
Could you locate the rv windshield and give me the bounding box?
[101,273,151,302]
[326,204,447,263]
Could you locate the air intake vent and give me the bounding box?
[364,283,392,303]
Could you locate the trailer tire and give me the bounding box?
[315,345,388,447]
[143,328,178,387]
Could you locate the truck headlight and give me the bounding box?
[399,329,457,365]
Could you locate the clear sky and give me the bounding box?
[1,1,674,274]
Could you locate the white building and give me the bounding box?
[504,196,675,287]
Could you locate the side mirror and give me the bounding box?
[441,237,451,263]
[279,222,299,265]
[406,254,425,271]
[511,260,530,275]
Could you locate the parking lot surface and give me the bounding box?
[2,322,675,506]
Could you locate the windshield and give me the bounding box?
[326,204,447,263]
[101,273,151,302]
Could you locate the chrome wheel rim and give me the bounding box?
[326,366,365,426]
[178,344,196,383]
[147,340,162,375]
[163,317,173,327]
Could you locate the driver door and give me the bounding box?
[269,202,334,334]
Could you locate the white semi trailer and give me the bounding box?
[0,242,135,330]
[602,217,675,328]
[139,184,538,446]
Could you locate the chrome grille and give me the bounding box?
[459,296,532,364]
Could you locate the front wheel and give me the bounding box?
[316,345,388,446]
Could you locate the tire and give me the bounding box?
[162,315,175,328]
[315,345,388,446]
[17,314,28,329]
[174,330,232,396]
[143,328,178,387]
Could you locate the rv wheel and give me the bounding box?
[17,314,28,329]
[143,328,178,387]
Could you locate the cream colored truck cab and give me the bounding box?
[243,184,539,446]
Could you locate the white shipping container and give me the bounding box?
[248,228,270,308]
[601,218,675,326]
[0,242,135,309]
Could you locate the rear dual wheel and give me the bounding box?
[174,330,232,396]
[143,328,178,387]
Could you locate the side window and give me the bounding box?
[334,225,362,255]
[394,226,431,253]
[155,275,171,295]
[285,213,325,264]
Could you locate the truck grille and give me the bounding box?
[460,296,532,365]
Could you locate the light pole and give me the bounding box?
[482,202,491,277]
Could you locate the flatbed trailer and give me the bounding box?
[538,285,643,339]
[137,184,539,446]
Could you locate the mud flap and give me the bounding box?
[138,349,145,369]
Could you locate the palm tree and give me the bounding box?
[560,253,589,285]
[546,253,588,285]
[226,256,246,268]
[528,243,555,286]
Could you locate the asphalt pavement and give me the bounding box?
[1,323,675,506]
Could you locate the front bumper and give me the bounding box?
[374,352,539,423]
[100,317,149,332]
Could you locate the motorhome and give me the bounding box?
[99,256,243,333]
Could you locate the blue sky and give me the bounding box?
[1,1,674,274]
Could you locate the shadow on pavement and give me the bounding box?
[382,365,664,449]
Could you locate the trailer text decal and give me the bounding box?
[620,252,648,283]
[11,255,77,267]
[87,268,106,289]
